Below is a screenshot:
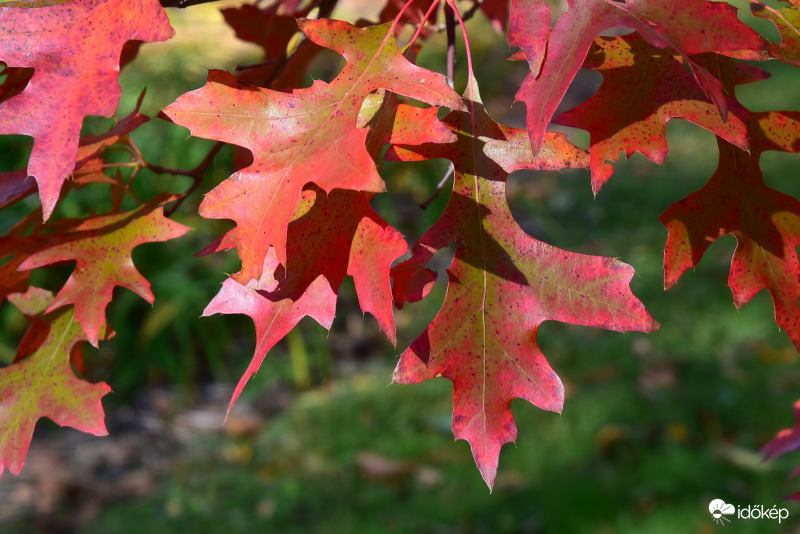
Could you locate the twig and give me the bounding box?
[235,59,277,72]
[160,0,221,8]
[445,3,456,89]
[162,142,225,216]
[419,163,454,210]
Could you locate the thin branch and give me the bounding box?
[235,59,277,72]
[163,141,225,216]
[420,163,454,210]
[160,0,221,8]
[462,0,484,23]
[445,3,456,89]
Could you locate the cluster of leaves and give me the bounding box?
[2,0,800,492]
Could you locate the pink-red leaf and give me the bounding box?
[511,0,766,155]
[204,250,337,417]
[0,287,110,477]
[751,0,800,66]
[761,399,800,499]
[554,34,763,192]
[163,19,463,284]
[19,198,190,346]
[204,186,406,413]
[0,0,173,220]
[0,93,148,209]
[390,81,657,489]
[661,112,800,349]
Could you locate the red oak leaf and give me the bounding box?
[554,34,765,192]
[510,0,767,155]
[0,92,148,209]
[163,18,463,283]
[660,111,800,349]
[0,170,35,211]
[362,91,457,156]
[0,287,111,477]
[220,3,322,90]
[752,0,800,66]
[18,198,190,346]
[389,80,657,489]
[508,0,550,78]
[0,211,76,302]
[0,63,32,104]
[0,0,173,220]
[477,0,510,33]
[761,399,800,500]
[204,250,337,417]
[763,400,800,462]
[204,187,406,413]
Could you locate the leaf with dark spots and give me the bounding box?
[18,197,190,346]
[0,287,111,477]
[390,78,657,489]
[661,111,800,349]
[554,34,764,192]
[164,19,463,284]
[0,0,173,220]
[511,0,766,155]
[751,0,800,66]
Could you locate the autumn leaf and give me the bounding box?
[204,250,336,417]
[752,0,800,66]
[0,170,35,211]
[0,0,173,220]
[18,197,190,346]
[554,34,765,193]
[0,91,148,208]
[476,0,510,33]
[362,91,457,157]
[508,0,549,79]
[389,79,658,489]
[0,287,111,477]
[511,0,766,155]
[0,210,76,303]
[661,111,800,349]
[0,63,32,104]
[761,399,800,500]
[220,2,322,90]
[203,187,406,414]
[163,18,463,283]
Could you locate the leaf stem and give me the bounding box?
[420,162,455,210]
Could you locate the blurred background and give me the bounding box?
[2,0,800,532]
